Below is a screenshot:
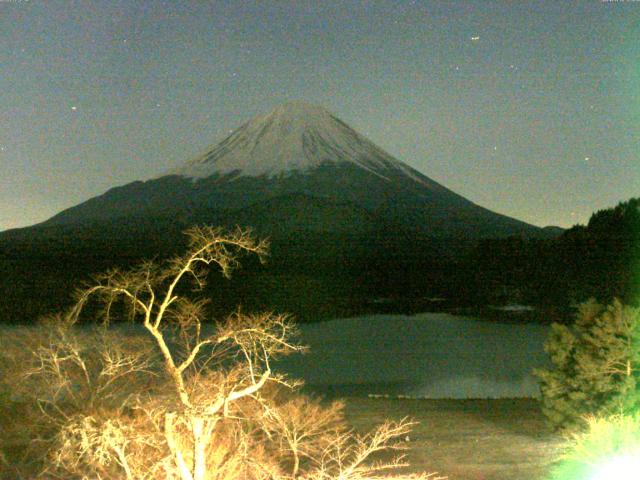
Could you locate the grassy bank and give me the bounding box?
[342,397,563,480]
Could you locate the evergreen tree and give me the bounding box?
[536,299,640,430]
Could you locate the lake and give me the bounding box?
[276,313,551,399]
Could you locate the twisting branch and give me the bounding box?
[17,225,440,480]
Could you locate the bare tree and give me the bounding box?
[307,418,446,480]
[15,226,444,480]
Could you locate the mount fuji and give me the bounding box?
[0,102,558,323]
[40,101,542,238]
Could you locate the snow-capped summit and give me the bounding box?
[36,101,549,239]
[172,101,415,180]
[0,101,560,331]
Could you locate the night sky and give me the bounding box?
[1,0,638,231]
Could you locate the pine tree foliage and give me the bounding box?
[536,299,640,430]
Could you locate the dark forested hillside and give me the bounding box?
[466,198,640,315]
[0,214,474,324]
[2,198,635,325]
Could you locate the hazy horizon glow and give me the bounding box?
[1,1,638,231]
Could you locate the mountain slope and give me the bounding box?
[41,101,544,239]
[0,102,562,323]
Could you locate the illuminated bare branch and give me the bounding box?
[12,226,440,480]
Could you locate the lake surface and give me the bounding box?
[275,313,551,399]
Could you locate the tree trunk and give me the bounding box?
[192,416,209,480]
[165,412,194,480]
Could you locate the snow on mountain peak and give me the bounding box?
[170,102,412,179]
[268,101,337,130]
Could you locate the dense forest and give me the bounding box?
[465,198,640,313]
[0,198,637,324]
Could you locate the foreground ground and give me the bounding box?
[341,397,564,480]
[1,397,563,479]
